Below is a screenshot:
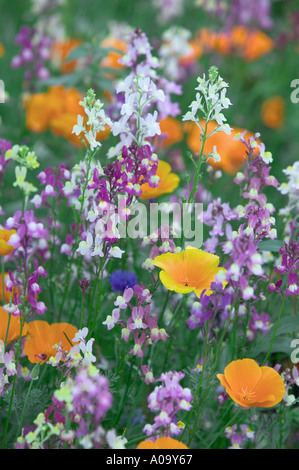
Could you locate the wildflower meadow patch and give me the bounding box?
[0,0,298,454]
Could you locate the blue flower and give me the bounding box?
[108,270,138,293]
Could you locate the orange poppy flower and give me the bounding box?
[152,246,226,297]
[158,117,183,148]
[25,86,65,133]
[136,437,189,449]
[25,85,110,147]
[217,358,286,409]
[50,112,84,147]
[100,37,127,70]
[261,96,285,129]
[0,306,28,345]
[0,43,4,58]
[242,29,274,62]
[184,120,254,175]
[51,38,83,74]
[0,229,16,256]
[25,92,56,133]
[25,86,85,145]
[179,39,203,65]
[25,86,71,133]
[139,160,180,200]
[196,26,273,62]
[24,320,78,364]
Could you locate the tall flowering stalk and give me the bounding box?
[182,66,232,204]
[11,25,52,90]
[58,89,112,319]
[0,145,53,448]
[143,370,192,439]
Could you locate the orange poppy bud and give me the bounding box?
[261,96,285,129]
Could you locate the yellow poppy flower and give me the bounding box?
[0,229,16,256]
[152,246,226,297]
[139,160,180,200]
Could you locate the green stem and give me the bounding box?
[167,296,184,331]
[86,265,100,328]
[58,149,93,320]
[1,256,5,305]
[3,311,11,355]
[261,298,285,366]
[158,290,170,326]
[112,359,136,428]
[89,261,105,336]
[179,337,209,445]
[15,377,35,441]
[80,292,85,330]
[206,407,244,449]
[188,119,209,204]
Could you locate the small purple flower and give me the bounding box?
[248,311,271,339]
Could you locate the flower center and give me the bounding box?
[239,387,256,402]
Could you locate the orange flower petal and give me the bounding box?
[136,437,188,449]
[251,366,286,407]
[24,320,78,364]
[224,358,262,394]
[0,307,28,344]
[217,358,286,408]
[261,96,285,129]
[139,160,180,200]
[158,117,183,148]
[185,120,254,175]
[51,38,83,74]
[0,273,20,304]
